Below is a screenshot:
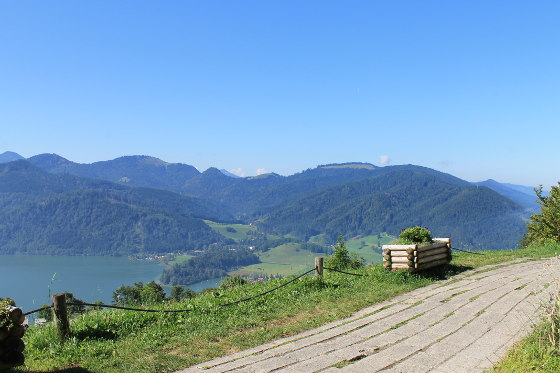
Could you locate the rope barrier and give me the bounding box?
[24,305,53,316]
[323,267,365,276]
[22,265,364,316]
[66,302,194,313]
[24,268,317,315]
[219,267,317,307]
[452,247,484,255]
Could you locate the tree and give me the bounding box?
[169,286,195,302]
[324,236,364,270]
[113,282,143,305]
[64,292,86,315]
[37,304,53,322]
[521,183,560,247]
[140,281,166,303]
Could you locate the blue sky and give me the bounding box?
[1,1,558,187]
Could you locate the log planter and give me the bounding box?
[382,238,452,272]
[0,305,25,371]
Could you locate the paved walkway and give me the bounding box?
[179,258,560,373]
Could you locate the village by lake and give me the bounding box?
[0,254,222,314]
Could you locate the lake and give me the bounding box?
[0,255,223,314]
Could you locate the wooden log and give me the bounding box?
[389,257,414,265]
[5,307,24,325]
[52,293,70,338]
[433,238,451,244]
[417,253,450,264]
[0,350,24,366]
[416,258,450,271]
[382,244,416,251]
[0,360,15,371]
[7,325,24,339]
[315,257,323,278]
[1,337,24,353]
[417,242,448,252]
[385,249,415,257]
[390,263,414,269]
[384,254,414,261]
[416,246,449,259]
[0,328,7,342]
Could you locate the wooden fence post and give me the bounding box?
[52,293,69,338]
[315,257,324,278]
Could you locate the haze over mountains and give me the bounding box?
[0,151,539,253]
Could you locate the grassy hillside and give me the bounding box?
[231,243,316,277]
[16,243,560,372]
[345,233,393,264]
[231,233,392,277]
[203,220,284,242]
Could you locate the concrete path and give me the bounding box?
[179,258,560,373]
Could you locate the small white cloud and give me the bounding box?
[379,155,390,166]
[229,168,245,177]
[256,168,266,175]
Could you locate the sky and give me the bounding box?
[1,1,559,187]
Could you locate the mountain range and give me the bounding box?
[0,151,540,253]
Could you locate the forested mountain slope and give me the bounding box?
[258,167,526,250]
[0,161,231,255]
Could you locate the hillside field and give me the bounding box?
[230,243,315,277]
[204,220,281,242]
[345,233,393,264]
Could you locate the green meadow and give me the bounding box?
[17,243,560,373]
[232,243,316,277]
[203,220,258,241]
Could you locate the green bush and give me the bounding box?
[398,226,433,244]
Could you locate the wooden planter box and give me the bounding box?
[382,238,451,272]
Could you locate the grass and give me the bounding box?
[229,262,305,277]
[256,243,316,265]
[14,243,560,373]
[17,265,450,372]
[232,243,316,277]
[491,294,560,373]
[345,234,394,264]
[165,254,193,266]
[233,234,394,277]
[449,243,560,269]
[203,220,259,242]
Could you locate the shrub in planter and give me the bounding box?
[398,226,433,245]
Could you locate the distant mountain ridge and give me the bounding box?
[473,179,538,210]
[1,152,538,251]
[318,162,377,170]
[27,153,200,193]
[219,169,241,178]
[0,151,24,163]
